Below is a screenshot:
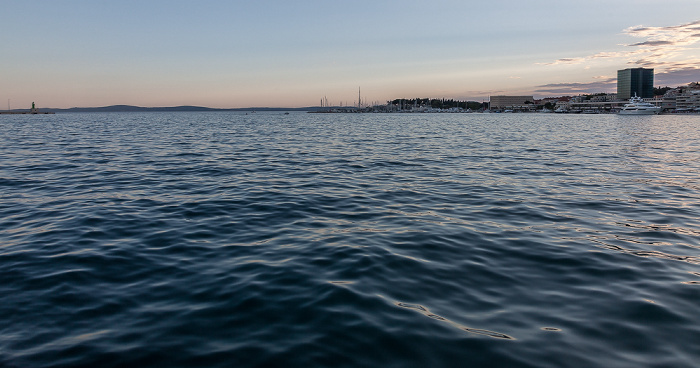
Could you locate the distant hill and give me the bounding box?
[43,105,325,113]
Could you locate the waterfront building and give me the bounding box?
[570,95,585,103]
[617,68,654,100]
[660,82,700,111]
[554,100,570,111]
[589,94,618,102]
[676,89,700,112]
[489,95,534,110]
[662,90,679,111]
[643,97,664,107]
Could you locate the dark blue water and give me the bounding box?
[1,112,699,367]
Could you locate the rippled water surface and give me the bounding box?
[1,112,699,367]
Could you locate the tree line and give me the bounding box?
[388,98,484,110]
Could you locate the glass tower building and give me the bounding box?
[617,68,654,100]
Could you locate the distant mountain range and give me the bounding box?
[34,105,334,113]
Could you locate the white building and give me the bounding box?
[676,90,700,112]
[661,82,700,111]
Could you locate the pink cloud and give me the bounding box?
[540,20,700,72]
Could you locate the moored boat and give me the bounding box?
[618,95,661,115]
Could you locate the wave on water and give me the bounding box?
[1,112,699,367]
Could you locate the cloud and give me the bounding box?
[535,79,616,94]
[539,19,700,73]
[537,50,649,66]
[628,56,700,71]
[624,20,700,48]
[656,67,700,86]
[628,40,673,47]
[537,58,584,66]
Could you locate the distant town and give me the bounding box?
[325,68,699,114]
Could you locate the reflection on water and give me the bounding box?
[396,302,515,339]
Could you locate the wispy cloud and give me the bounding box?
[624,20,700,48]
[537,50,650,66]
[535,79,617,94]
[539,58,584,66]
[539,20,700,73]
[628,40,673,47]
[656,66,700,86]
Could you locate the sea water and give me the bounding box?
[1,112,699,367]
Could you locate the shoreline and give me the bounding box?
[0,111,54,115]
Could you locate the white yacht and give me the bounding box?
[618,95,661,115]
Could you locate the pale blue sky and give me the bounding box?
[2,0,699,108]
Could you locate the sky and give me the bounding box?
[2,0,699,109]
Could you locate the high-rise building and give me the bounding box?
[617,68,654,100]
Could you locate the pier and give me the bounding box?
[1,101,54,114]
[0,111,54,115]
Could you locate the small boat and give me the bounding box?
[619,95,661,115]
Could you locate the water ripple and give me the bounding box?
[1,112,699,367]
[395,302,515,339]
